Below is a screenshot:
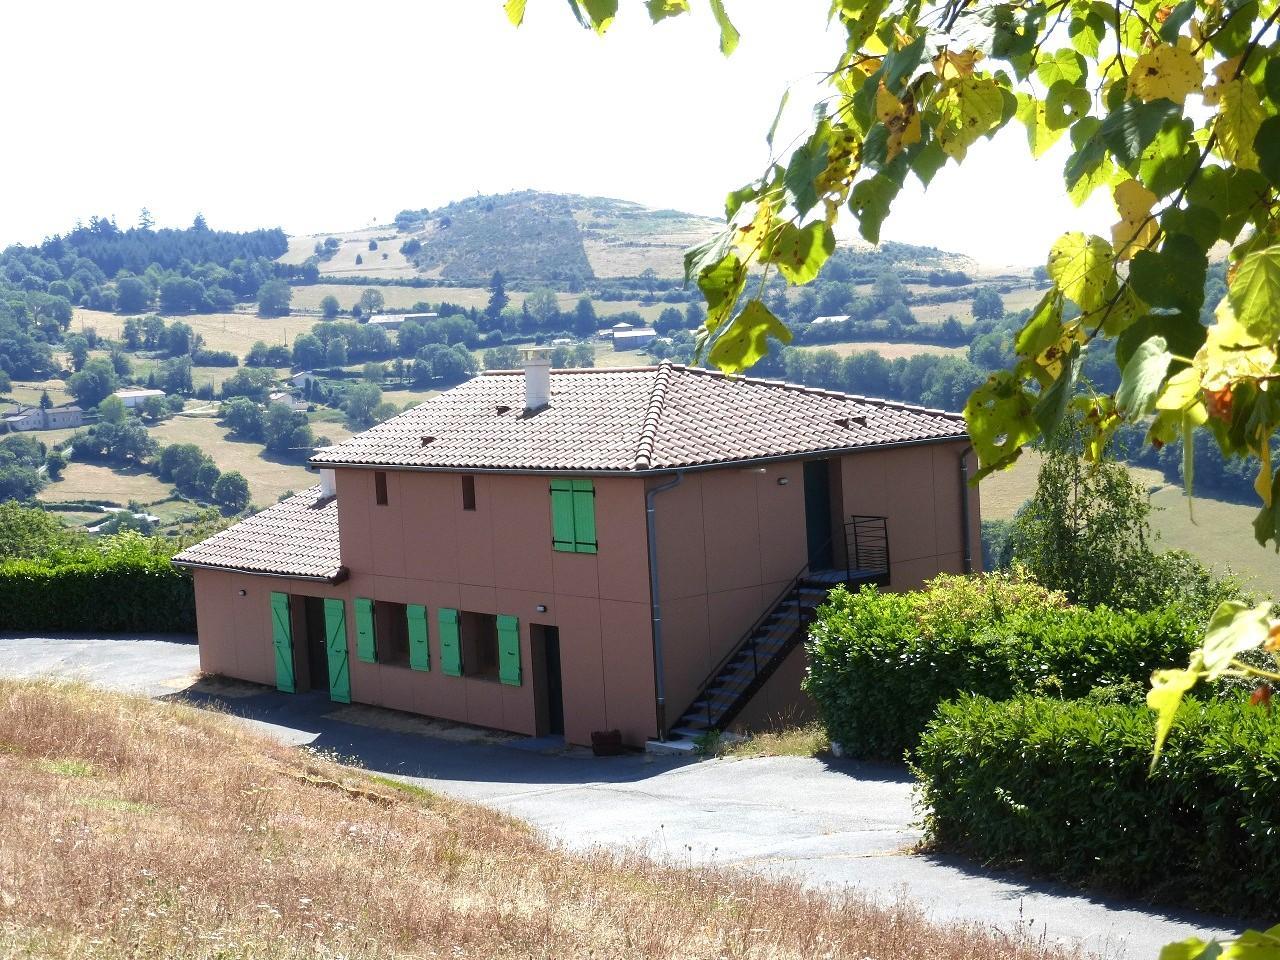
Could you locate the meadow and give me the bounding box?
[797,340,966,359]
[37,462,172,507]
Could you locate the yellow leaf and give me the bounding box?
[1128,43,1203,105]
[876,84,903,123]
[1257,441,1273,507]
[933,48,983,80]
[935,76,1005,160]
[876,84,921,162]
[1047,232,1116,313]
[1147,664,1201,765]
[1156,366,1201,410]
[1110,179,1159,261]
[1208,69,1264,170]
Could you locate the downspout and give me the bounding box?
[958,444,974,574]
[645,471,684,742]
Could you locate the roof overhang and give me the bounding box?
[172,560,349,585]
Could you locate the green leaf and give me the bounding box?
[1036,48,1086,89]
[1200,600,1274,679]
[1160,205,1222,252]
[1014,290,1065,357]
[1100,98,1182,166]
[580,0,618,33]
[1228,244,1280,344]
[1063,118,1106,193]
[1115,311,1207,370]
[504,0,528,26]
[1129,234,1207,316]
[707,299,792,373]
[645,0,690,22]
[1266,57,1280,103]
[766,88,789,149]
[1047,232,1114,313]
[907,136,947,186]
[1221,168,1270,241]
[881,32,926,95]
[724,182,758,221]
[784,138,830,217]
[765,221,836,284]
[1256,116,1280,189]
[1068,10,1105,57]
[1187,164,1229,219]
[1116,335,1171,418]
[1138,117,1197,197]
[1158,0,1195,42]
[849,174,901,244]
[964,371,1038,478]
[696,250,746,333]
[1254,468,1280,549]
[1044,81,1091,131]
[1016,93,1066,156]
[1147,666,1199,765]
[1032,345,1080,435]
[709,0,739,55]
[936,76,1006,159]
[683,229,733,285]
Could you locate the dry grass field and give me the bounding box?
[798,341,966,360]
[3,378,73,408]
[72,308,318,355]
[38,462,173,507]
[149,416,315,506]
[0,678,1078,960]
[980,451,1280,597]
[910,285,1049,324]
[290,284,485,312]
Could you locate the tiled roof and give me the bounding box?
[172,486,344,581]
[310,363,966,473]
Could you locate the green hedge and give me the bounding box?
[802,575,1200,759]
[0,548,195,633]
[913,695,1280,915]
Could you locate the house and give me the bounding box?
[268,391,309,412]
[174,357,979,749]
[3,404,83,431]
[612,326,657,350]
[811,315,851,326]
[368,312,438,331]
[291,371,322,392]
[113,388,165,409]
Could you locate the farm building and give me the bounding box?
[175,357,979,748]
[368,312,437,331]
[113,388,165,409]
[268,391,309,412]
[291,372,322,392]
[612,326,657,350]
[3,404,83,431]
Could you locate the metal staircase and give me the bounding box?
[666,515,890,742]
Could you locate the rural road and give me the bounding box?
[0,633,1247,959]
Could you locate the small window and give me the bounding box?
[550,479,597,553]
[462,475,476,511]
[374,601,410,666]
[460,611,499,681]
[374,471,388,505]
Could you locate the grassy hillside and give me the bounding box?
[0,678,1072,960]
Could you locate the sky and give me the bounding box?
[2,1,1114,267]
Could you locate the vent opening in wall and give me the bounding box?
[374,471,388,506]
[462,475,476,511]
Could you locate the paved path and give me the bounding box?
[0,634,1247,958]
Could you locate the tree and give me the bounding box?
[525,288,560,328]
[0,502,85,559]
[484,270,508,322]
[342,382,382,427]
[368,239,378,251]
[139,395,168,422]
[256,279,292,317]
[222,396,265,439]
[572,297,598,337]
[362,361,385,383]
[67,358,119,407]
[292,333,324,370]
[115,274,151,313]
[355,254,364,265]
[325,337,348,367]
[44,449,65,480]
[358,289,384,316]
[98,393,127,423]
[655,306,685,336]
[38,390,51,410]
[212,470,250,513]
[65,334,90,371]
[164,321,195,357]
[320,295,341,319]
[970,288,1004,322]
[263,403,308,454]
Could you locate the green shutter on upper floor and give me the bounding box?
[550,480,576,551]
[438,607,462,677]
[497,614,521,686]
[323,597,351,704]
[570,479,597,553]
[407,603,430,671]
[355,597,377,663]
[270,591,295,694]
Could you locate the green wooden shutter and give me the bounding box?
[407,603,430,671]
[550,480,576,552]
[438,607,461,676]
[355,597,377,663]
[497,614,521,686]
[270,591,295,693]
[570,479,597,553]
[323,598,351,704]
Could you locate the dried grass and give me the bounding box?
[0,679,1080,960]
[722,722,831,759]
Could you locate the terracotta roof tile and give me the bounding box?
[310,363,966,473]
[172,486,343,581]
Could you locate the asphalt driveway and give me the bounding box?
[0,633,1246,958]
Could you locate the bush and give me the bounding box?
[0,533,194,632]
[803,573,1201,759]
[912,694,1280,915]
[190,348,238,367]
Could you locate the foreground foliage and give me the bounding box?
[914,694,1280,917]
[803,573,1200,758]
[0,679,1077,960]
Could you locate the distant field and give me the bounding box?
[980,451,1280,597]
[39,462,172,507]
[290,284,486,312]
[149,416,315,506]
[798,341,965,360]
[72,308,318,356]
[4,379,72,407]
[911,284,1048,324]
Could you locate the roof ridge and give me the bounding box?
[633,361,675,471]
[480,366,661,377]
[678,365,965,422]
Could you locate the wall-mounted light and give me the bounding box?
[238,589,247,597]
[777,477,789,486]
[535,604,548,613]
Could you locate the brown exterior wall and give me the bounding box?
[193,468,658,747]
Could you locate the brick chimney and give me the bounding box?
[521,347,552,413]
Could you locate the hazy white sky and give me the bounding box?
[2,1,1113,267]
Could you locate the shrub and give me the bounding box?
[0,532,194,632]
[190,348,238,367]
[912,694,1280,916]
[802,573,1200,759]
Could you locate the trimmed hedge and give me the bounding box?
[803,575,1200,759]
[0,547,195,633]
[913,695,1280,916]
